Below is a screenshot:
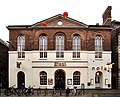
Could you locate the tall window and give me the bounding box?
[40,71,47,85]
[73,71,80,85]
[95,35,102,58]
[72,35,80,58]
[56,35,64,58]
[39,36,47,58]
[17,35,25,58]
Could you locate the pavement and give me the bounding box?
[1,89,120,97]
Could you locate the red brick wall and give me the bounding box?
[9,27,111,51]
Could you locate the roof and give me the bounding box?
[7,14,88,29]
[0,38,8,47]
[7,14,112,30]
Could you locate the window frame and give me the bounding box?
[72,35,80,58]
[40,71,47,85]
[17,35,25,58]
[56,35,64,58]
[39,36,47,58]
[73,71,80,85]
[95,35,102,58]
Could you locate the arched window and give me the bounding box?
[73,71,80,85]
[39,35,47,58]
[40,71,47,85]
[56,35,64,58]
[95,35,102,58]
[17,35,25,58]
[72,35,80,58]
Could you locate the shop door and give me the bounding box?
[55,69,65,90]
[95,71,103,88]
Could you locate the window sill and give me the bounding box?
[39,58,47,60]
[73,58,81,60]
[95,58,103,61]
[56,58,64,60]
[17,58,25,60]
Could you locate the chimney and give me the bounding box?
[102,6,112,25]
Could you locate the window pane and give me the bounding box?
[95,36,102,58]
[73,71,80,85]
[56,52,59,58]
[39,36,47,51]
[18,52,21,58]
[95,36,102,51]
[56,35,64,58]
[17,36,25,58]
[22,52,25,58]
[73,52,76,58]
[40,52,43,58]
[61,52,64,58]
[17,36,25,52]
[77,52,80,58]
[73,36,80,51]
[95,52,102,58]
[44,52,47,58]
[40,71,47,85]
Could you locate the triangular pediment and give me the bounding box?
[32,14,88,28]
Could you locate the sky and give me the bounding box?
[0,0,120,42]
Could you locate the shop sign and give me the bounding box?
[54,62,66,67]
[92,66,108,71]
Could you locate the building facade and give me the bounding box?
[0,39,9,88]
[111,21,120,89]
[102,6,120,89]
[8,13,112,89]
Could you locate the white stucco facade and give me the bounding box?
[9,50,112,89]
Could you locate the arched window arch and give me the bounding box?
[72,34,80,58]
[95,35,102,58]
[40,71,47,85]
[17,35,25,58]
[73,71,80,85]
[39,35,47,58]
[56,33,64,58]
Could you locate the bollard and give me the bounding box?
[66,87,70,97]
[60,88,62,96]
[0,83,2,96]
[45,87,47,96]
[37,87,40,95]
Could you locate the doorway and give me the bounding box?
[17,71,25,88]
[95,71,103,88]
[55,69,65,90]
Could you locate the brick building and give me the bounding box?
[0,39,9,88]
[111,21,120,89]
[102,6,120,89]
[7,9,112,89]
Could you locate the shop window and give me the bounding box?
[73,71,80,85]
[17,35,25,58]
[40,71,47,85]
